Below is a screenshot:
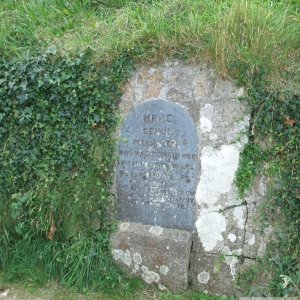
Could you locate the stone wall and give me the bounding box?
[111,61,269,295]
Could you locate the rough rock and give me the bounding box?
[190,252,241,296]
[243,176,272,258]
[193,205,246,255]
[116,61,269,295]
[111,222,192,291]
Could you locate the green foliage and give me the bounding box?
[234,63,300,296]
[0,0,298,72]
[159,291,232,300]
[0,48,135,293]
[0,0,299,297]
[0,48,134,195]
[222,11,299,291]
[235,143,265,198]
[213,0,299,76]
[90,0,156,10]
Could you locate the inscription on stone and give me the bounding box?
[117,99,198,230]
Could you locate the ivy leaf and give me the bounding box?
[17,93,29,103]
[20,80,28,90]
[94,114,100,123]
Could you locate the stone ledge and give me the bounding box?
[110,222,192,291]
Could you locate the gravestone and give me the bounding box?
[116,99,198,230]
[112,62,265,295]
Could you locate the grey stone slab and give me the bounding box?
[117,61,270,295]
[243,176,271,258]
[190,252,240,296]
[193,206,246,255]
[111,222,192,291]
[243,202,270,258]
[117,99,198,230]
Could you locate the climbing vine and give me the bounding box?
[234,63,300,296]
[0,48,136,292]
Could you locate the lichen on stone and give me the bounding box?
[200,117,213,133]
[119,222,130,231]
[123,249,132,266]
[195,211,227,252]
[233,206,246,230]
[158,284,167,291]
[224,256,239,279]
[197,271,210,284]
[112,249,124,261]
[159,265,169,275]
[149,225,163,236]
[228,233,237,242]
[141,266,160,284]
[133,252,142,265]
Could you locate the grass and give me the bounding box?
[214,0,300,76]
[0,273,230,300]
[0,0,299,75]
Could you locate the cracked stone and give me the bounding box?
[194,206,247,254]
[190,252,241,296]
[111,222,192,291]
[243,176,272,258]
[116,61,269,295]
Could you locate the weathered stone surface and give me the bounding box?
[116,61,269,295]
[243,176,271,258]
[143,70,164,99]
[211,78,244,100]
[190,252,240,296]
[117,99,198,230]
[237,258,274,297]
[193,206,246,255]
[111,222,192,291]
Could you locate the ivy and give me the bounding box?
[234,63,300,296]
[0,49,133,195]
[0,48,135,291]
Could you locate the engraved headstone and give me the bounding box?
[117,99,198,230]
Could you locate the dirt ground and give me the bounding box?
[0,284,107,300]
[0,283,174,300]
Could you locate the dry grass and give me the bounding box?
[1,0,298,78]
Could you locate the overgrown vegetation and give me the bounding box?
[0,275,233,300]
[0,49,136,295]
[234,64,299,296]
[0,0,299,297]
